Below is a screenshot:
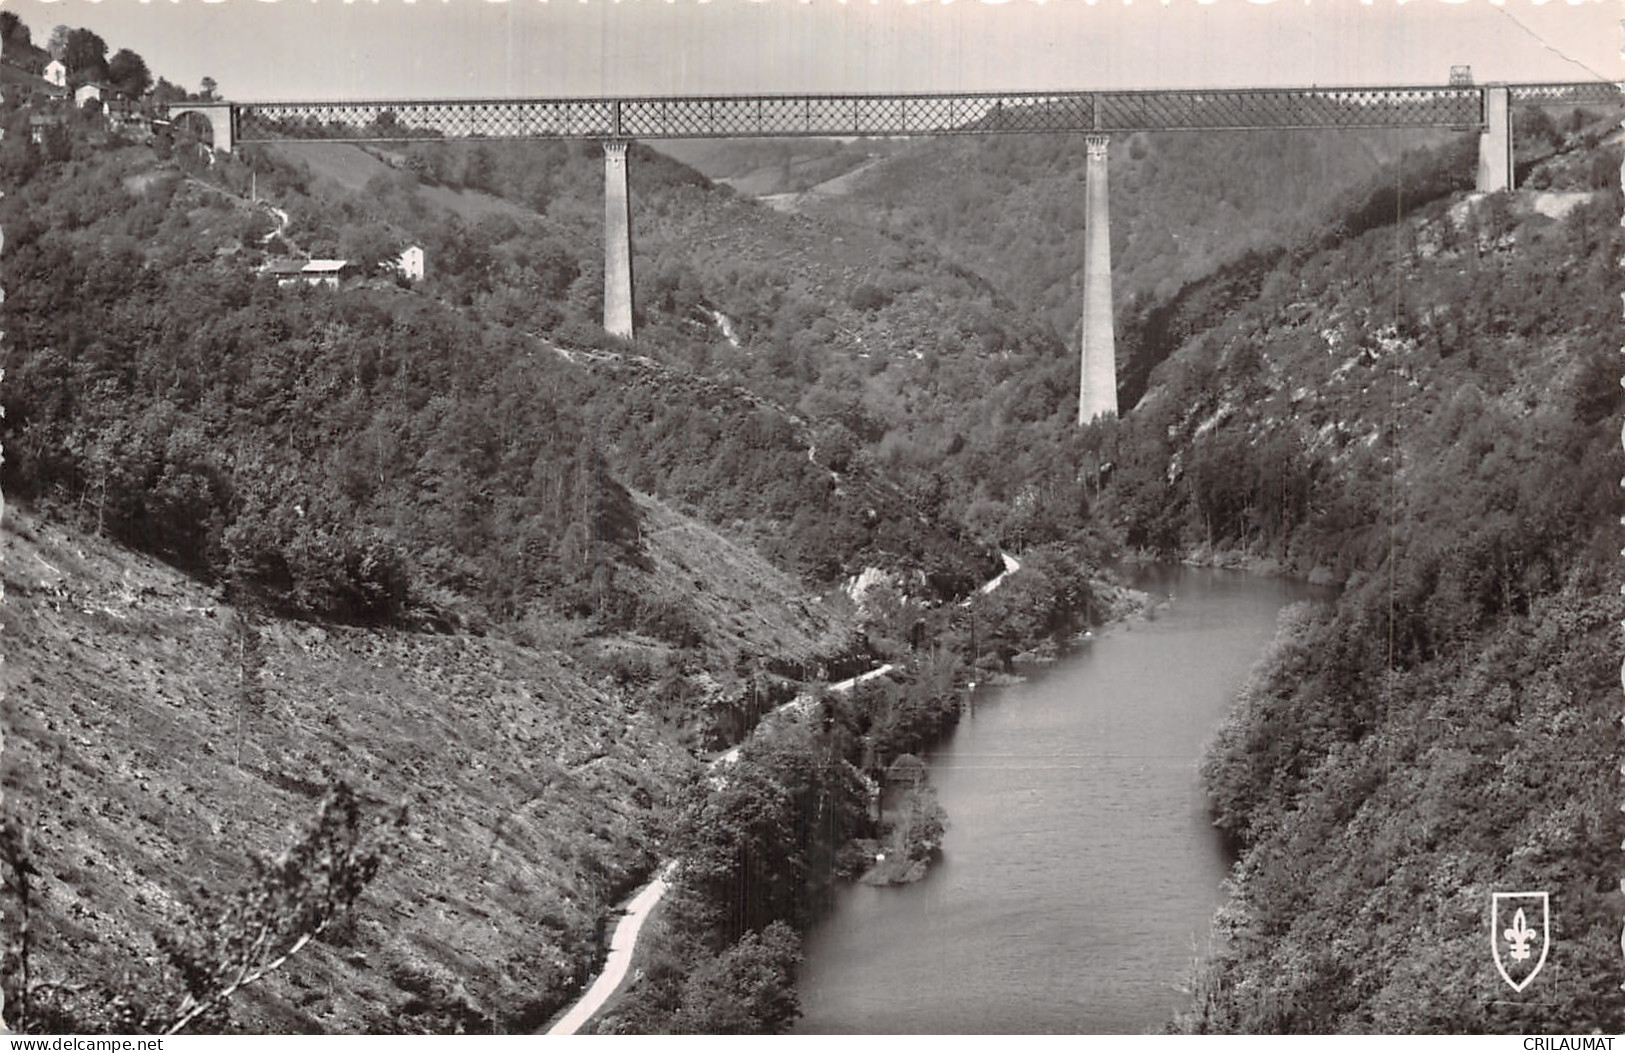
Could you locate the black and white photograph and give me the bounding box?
[0,0,1621,1038]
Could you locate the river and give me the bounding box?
[794,565,1328,1034]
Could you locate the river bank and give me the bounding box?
[571,546,1147,1032]
[795,565,1329,1033]
[1121,543,1346,588]
[982,575,1152,677]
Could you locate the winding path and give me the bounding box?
[546,861,678,1035]
[712,663,897,768]
[981,552,1022,594]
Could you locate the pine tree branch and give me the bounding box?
[162,919,314,1036]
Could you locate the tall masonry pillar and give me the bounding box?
[1078,134,1118,425]
[215,104,235,154]
[1476,84,1512,193]
[603,140,635,339]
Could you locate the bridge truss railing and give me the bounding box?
[224,82,1620,144]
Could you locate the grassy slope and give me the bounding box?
[265,142,532,224]
[629,490,853,665]
[3,489,854,1032]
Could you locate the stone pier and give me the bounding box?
[1078,134,1118,425]
[603,140,635,339]
[1476,84,1512,193]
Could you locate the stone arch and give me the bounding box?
[170,110,213,145]
[165,103,234,153]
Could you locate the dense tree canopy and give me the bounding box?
[6,11,1619,1031]
[107,48,152,98]
[60,27,107,84]
[1134,127,1625,1034]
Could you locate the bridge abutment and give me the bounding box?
[603,140,635,339]
[1477,84,1512,193]
[1079,134,1118,425]
[166,102,236,153]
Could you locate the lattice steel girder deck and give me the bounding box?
[227,82,1620,143]
[1510,82,1625,105]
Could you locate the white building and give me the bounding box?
[396,245,425,282]
[261,259,354,290]
[74,82,104,109]
[43,59,65,89]
[300,259,352,289]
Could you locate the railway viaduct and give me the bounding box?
[164,78,1621,424]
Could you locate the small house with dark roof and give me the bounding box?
[261,259,308,286]
[103,94,143,131]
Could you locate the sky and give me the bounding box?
[3,0,1620,102]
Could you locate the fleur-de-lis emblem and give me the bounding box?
[1503,908,1537,962]
[1491,891,1550,992]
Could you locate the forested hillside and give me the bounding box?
[347,134,1101,550]
[0,14,1117,1035]
[8,8,1622,1033]
[2,128,1007,631]
[720,114,1598,411]
[800,128,1452,331]
[1091,120,1625,1031]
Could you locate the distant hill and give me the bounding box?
[802,127,1458,336]
[653,137,909,198]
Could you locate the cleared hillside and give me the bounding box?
[3,505,682,1031]
[2,465,875,1032]
[264,142,532,224]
